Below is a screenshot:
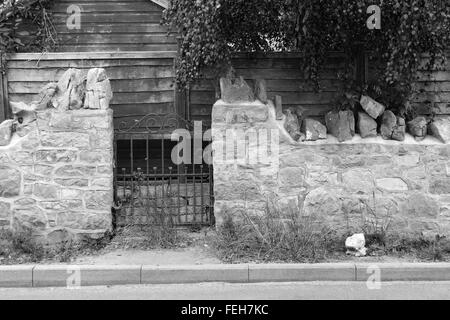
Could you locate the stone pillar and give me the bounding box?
[0,68,114,244]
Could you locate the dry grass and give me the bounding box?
[211,201,342,263]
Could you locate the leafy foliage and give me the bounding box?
[163,0,450,109]
[0,0,57,71]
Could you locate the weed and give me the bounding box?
[212,199,339,263]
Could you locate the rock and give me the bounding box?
[220,70,254,103]
[0,120,14,146]
[254,79,268,103]
[35,83,58,110]
[13,207,48,230]
[284,109,304,142]
[345,234,367,256]
[408,116,428,141]
[51,68,86,111]
[325,110,355,142]
[360,95,386,119]
[430,116,450,144]
[380,110,397,140]
[84,191,113,210]
[302,118,327,141]
[10,101,37,125]
[376,178,408,191]
[0,166,21,197]
[358,112,377,138]
[346,233,366,250]
[275,95,283,120]
[400,193,439,218]
[392,117,406,141]
[84,68,113,110]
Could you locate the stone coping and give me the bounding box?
[291,134,445,146]
[213,100,447,146]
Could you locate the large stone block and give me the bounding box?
[84,191,113,210]
[212,103,268,124]
[13,207,48,230]
[342,169,375,193]
[79,150,112,163]
[40,131,90,149]
[400,193,439,218]
[325,110,355,142]
[380,110,397,140]
[0,120,14,146]
[279,167,306,187]
[0,201,11,227]
[57,211,111,230]
[55,165,96,177]
[360,95,386,119]
[430,116,450,144]
[408,116,428,141]
[376,178,408,192]
[284,109,304,141]
[54,178,89,187]
[358,112,377,138]
[302,118,327,141]
[85,68,113,110]
[430,177,450,194]
[34,149,77,164]
[220,76,255,104]
[0,167,21,198]
[33,183,59,200]
[51,68,86,111]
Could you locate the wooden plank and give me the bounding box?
[7,51,177,60]
[51,2,165,12]
[55,44,179,52]
[6,58,175,69]
[55,24,172,34]
[7,66,174,81]
[57,34,178,45]
[8,78,175,94]
[8,92,174,105]
[0,72,5,122]
[52,12,164,24]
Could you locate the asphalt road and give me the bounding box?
[0,282,449,300]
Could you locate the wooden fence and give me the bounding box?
[1,51,449,126]
[188,52,351,124]
[0,51,181,127]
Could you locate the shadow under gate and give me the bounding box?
[113,113,214,228]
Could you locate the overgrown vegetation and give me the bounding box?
[211,202,342,263]
[163,0,450,114]
[114,180,190,249]
[0,227,112,265]
[0,0,57,71]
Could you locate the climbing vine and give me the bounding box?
[163,0,450,111]
[0,0,57,72]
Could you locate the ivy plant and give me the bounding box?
[0,0,57,72]
[163,0,450,114]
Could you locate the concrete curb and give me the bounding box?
[0,263,449,288]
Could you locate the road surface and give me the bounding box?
[0,282,449,300]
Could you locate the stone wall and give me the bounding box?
[212,100,450,238]
[0,68,114,244]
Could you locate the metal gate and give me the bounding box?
[113,113,214,227]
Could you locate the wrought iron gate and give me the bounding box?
[113,113,214,227]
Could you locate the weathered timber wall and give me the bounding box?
[368,54,450,116]
[3,52,177,127]
[189,53,348,125]
[190,52,450,125]
[51,0,177,52]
